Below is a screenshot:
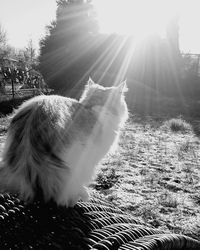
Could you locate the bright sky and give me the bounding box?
[93,0,200,54]
[0,0,57,51]
[179,0,200,54]
[0,0,199,54]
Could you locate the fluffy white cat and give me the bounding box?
[0,78,128,207]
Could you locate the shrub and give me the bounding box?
[94,168,119,190]
[0,96,31,115]
[167,118,191,133]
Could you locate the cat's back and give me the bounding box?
[10,94,97,144]
[7,95,79,148]
[14,95,76,117]
[11,95,78,127]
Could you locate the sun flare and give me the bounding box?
[93,0,181,40]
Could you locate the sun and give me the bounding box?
[93,0,180,40]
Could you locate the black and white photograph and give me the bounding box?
[0,0,200,249]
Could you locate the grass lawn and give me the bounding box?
[0,106,200,240]
[89,114,200,240]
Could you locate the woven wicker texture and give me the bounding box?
[0,193,199,250]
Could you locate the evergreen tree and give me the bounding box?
[39,0,98,96]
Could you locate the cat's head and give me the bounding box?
[80,78,128,118]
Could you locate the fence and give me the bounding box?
[0,88,53,102]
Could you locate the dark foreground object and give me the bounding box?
[0,193,199,250]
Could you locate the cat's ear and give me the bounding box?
[117,80,128,93]
[87,77,95,87]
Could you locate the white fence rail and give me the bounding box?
[0,88,51,102]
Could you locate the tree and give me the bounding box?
[0,25,22,68]
[166,15,180,57]
[24,39,37,66]
[0,24,9,65]
[0,24,7,46]
[39,0,98,96]
[11,39,38,72]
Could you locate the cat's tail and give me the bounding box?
[0,100,67,203]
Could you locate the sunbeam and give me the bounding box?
[93,0,180,39]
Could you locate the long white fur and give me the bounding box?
[0,78,128,207]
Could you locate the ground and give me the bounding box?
[0,110,200,240]
[89,113,200,240]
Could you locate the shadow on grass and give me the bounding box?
[0,97,30,116]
